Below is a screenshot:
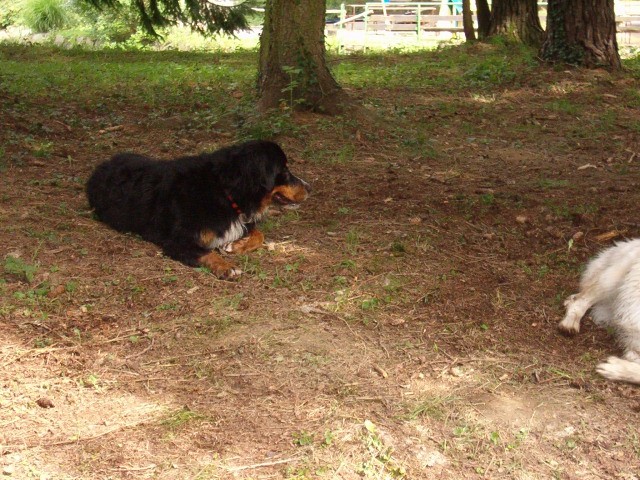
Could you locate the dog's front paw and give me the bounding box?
[557,319,580,336]
[225,230,265,255]
[199,252,242,280]
[217,266,243,280]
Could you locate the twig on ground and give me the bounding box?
[226,457,298,472]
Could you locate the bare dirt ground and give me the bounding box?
[1,45,640,479]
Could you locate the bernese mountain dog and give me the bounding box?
[86,140,310,278]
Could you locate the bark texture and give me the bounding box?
[462,0,476,42]
[541,0,621,69]
[488,0,544,47]
[257,0,347,113]
[475,0,492,39]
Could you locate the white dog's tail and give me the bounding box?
[596,357,640,385]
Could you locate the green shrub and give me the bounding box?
[22,0,68,33]
[0,2,21,29]
[69,0,140,43]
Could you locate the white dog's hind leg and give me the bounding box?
[596,356,640,385]
[558,291,598,335]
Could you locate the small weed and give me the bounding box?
[161,407,209,430]
[480,193,495,205]
[162,267,178,283]
[345,228,360,255]
[507,428,529,450]
[292,430,314,447]
[405,395,458,421]
[32,141,54,158]
[34,337,53,348]
[156,301,179,311]
[336,259,357,271]
[4,256,38,283]
[333,275,348,287]
[537,178,569,190]
[390,241,406,256]
[547,99,580,116]
[81,374,100,388]
[64,280,78,293]
[240,255,268,280]
[359,420,406,478]
[322,430,334,447]
[360,297,380,311]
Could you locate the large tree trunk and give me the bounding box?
[462,0,476,42]
[488,0,545,47]
[257,0,348,114]
[541,0,621,69]
[475,0,492,39]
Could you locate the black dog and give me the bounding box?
[86,140,310,278]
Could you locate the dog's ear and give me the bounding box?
[217,141,286,202]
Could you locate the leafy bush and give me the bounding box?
[68,0,139,43]
[0,2,21,29]
[22,0,68,33]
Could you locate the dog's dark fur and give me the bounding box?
[86,140,310,278]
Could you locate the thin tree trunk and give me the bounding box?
[462,0,476,42]
[541,0,621,69]
[476,0,491,39]
[488,0,544,47]
[257,0,348,114]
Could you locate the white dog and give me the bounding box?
[559,238,640,385]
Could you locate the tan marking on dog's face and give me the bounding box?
[272,184,310,204]
[259,184,310,213]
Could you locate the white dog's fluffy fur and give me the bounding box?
[559,238,640,385]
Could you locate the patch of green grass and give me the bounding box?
[405,395,458,421]
[624,55,640,80]
[156,301,179,311]
[4,255,38,283]
[237,111,303,140]
[292,430,314,447]
[161,407,211,431]
[0,46,256,124]
[544,200,597,219]
[80,373,100,388]
[332,41,535,93]
[306,143,356,165]
[345,228,360,255]
[546,99,581,116]
[537,178,569,190]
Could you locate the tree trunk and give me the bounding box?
[541,0,621,69]
[475,0,491,39]
[462,0,476,42]
[488,0,544,47]
[257,0,348,114]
